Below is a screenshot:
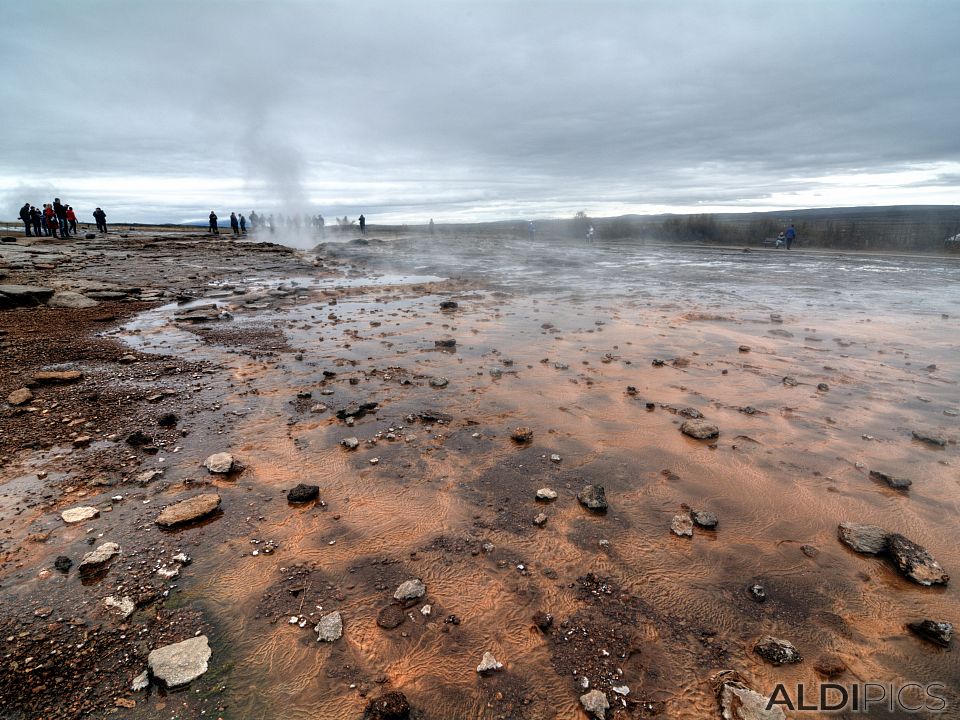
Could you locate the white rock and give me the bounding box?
[580,689,610,719]
[476,651,503,673]
[131,670,150,691]
[104,595,135,619]
[536,488,558,501]
[156,566,180,580]
[394,578,426,602]
[148,635,211,688]
[420,604,432,616]
[78,542,120,572]
[61,506,99,524]
[612,685,630,696]
[315,611,343,642]
[203,452,235,473]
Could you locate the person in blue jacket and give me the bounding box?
[784,224,796,250]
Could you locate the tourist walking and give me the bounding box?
[209,210,219,235]
[93,207,108,233]
[785,224,796,250]
[66,206,78,235]
[53,198,68,237]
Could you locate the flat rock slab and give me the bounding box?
[78,542,120,573]
[869,470,912,490]
[156,494,221,527]
[203,452,235,473]
[7,387,33,405]
[908,620,953,646]
[838,522,888,554]
[680,419,719,439]
[31,370,83,385]
[148,635,211,688]
[61,506,99,523]
[0,284,54,308]
[47,290,99,309]
[887,534,949,586]
[315,611,343,642]
[376,605,406,629]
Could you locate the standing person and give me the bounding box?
[53,198,68,237]
[209,210,219,235]
[428,218,434,234]
[44,204,59,238]
[19,203,32,236]
[249,210,258,231]
[93,207,108,233]
[358,214,366,234]
[30,206,42,236]
[784,224,796,250]
[239,213,246,234]
[66,206,78,235]
[230,212,240,236]
[318,214,325,237]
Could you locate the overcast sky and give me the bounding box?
[2,0,958,224]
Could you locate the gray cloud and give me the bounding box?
[2,0,958,223]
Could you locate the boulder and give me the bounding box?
[886,534,949,586]
[78,542,120,574]
[203,452,235,473]
[713,670,786,720]
[907,620,953,647]
[315,611,343,642]
[394,578,426,603]
[680,419,719,439]
[7,387,33,405]
[912,430,947,447]
[579,690,610,719]
[155,493,221,527]
[287,484,320,503]
[837,522,888,554]
[754,636,802,665]
[429,377,449,388]
[577,484,608,513]
[692,509,718,529]
[47,290,99,309]
[341,437,360,449]
[61,506,99,524]
[0,284,54,309]
[148,635,211,688]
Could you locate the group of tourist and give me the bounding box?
[207,211,368,236]
[18,199,107,238]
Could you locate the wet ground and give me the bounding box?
[0,228,958,719]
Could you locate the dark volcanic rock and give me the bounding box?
[908,620,953,647]
[54,555,73,573]
[691,509,718,529]
[439,300,458,311]
[886,534,949,586]
[287,484,320,504]
[336,401,378,420]
[158,412,179,427]
[376,605,406,630]
[748,584,766,602]
[869,470,912,490]
[577,484,608,513]
[126,430,154,447]
[532,611,553,632]
[754,636,802,665]
[364,691,411,720]
[510,426,533,443]
[837,522,888,554]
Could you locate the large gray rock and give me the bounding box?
[680,419,719,439]
[577,484,608,512]
[148,635,211,688]
[156,493,221,527]
[579,689,610,719]
[713,670,786,720]
[754,636,803,665]
[203,452,235,473]
[315,611,343,642]
[78,542,120,573]
[837,522,888,554]
[394,578,426,603]
[47,290,99,309]
[887,534,949,586]
[0,284,54,308]
[61,506,99,524]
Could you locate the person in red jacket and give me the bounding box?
[65,206,77,235]
[43,204,59,238]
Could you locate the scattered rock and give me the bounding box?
[782,376,799,387]
[157,412,179,427]
[800,544,819,558]
[54,555,72,573]
[813,655,847,678]
[678,406,703,419]
[754,636,802,665]
[907,620,953,647]
[670,513,694,537]
[738,345,751,353]
[131,670,150,691]
[47,290,99,309]
[429,376,449,388]
[434,336,457,348]
[912,430,947,446]
[886,534,949,586]
[134,469,164,485]
[155,493,221,527]
[394,578,426,603]
[61,506,99,524]
[837,522,888,554]
[577,484,608,513]
[341,437,360,450]
[476,651,503,674]
[363,691,411,720]
[31,370,83,385]
[533,512,548,527]
[691,509,718,529]
[535,487,557,501]
[203,452,235,473]
[78,542,120,574]
[104,595,136,619]
[287,484,320,503]
[680,419,719,440]
[0,283,54,308]
[7,387,33,405]
[869,470,912,490]
[579,689,609,719]
[713,670,786,720]
[817,382,829,391]
[147,635,211,688]
[511,426,533,443]
[376,605,405,629]
[315,611,343,642]
[439,300,458,311]
[336,401,378,420]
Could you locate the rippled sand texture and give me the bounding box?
[123,236,960,718]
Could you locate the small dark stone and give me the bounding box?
[126,430,154,447]
[297,390,313,399]
[54,555,72,573]
[287,484,320,504]
[511,426,533,444]
[323,370,337,378]
[754,636,802,665]
[801,544,819,558]
[817,383,829,391]
[748,584,766,602]
[908,620,953,647]
[376,605,406,630]
[445,614,461,625]
[157,412,179,427]
[363,691,411,720]
[532,611,553,632]
[439,300,458,310]
[625,386,638,395]
[645,402,655,410]
[85,233,96,239]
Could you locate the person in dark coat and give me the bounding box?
[93,207,108,233]
[53,198,68,237]
[359,214,366,234]
[30,206,42,236]
[209,211,219,235]
[230,212,240,236]
[239,214,246,234]
[19,203,32,236]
